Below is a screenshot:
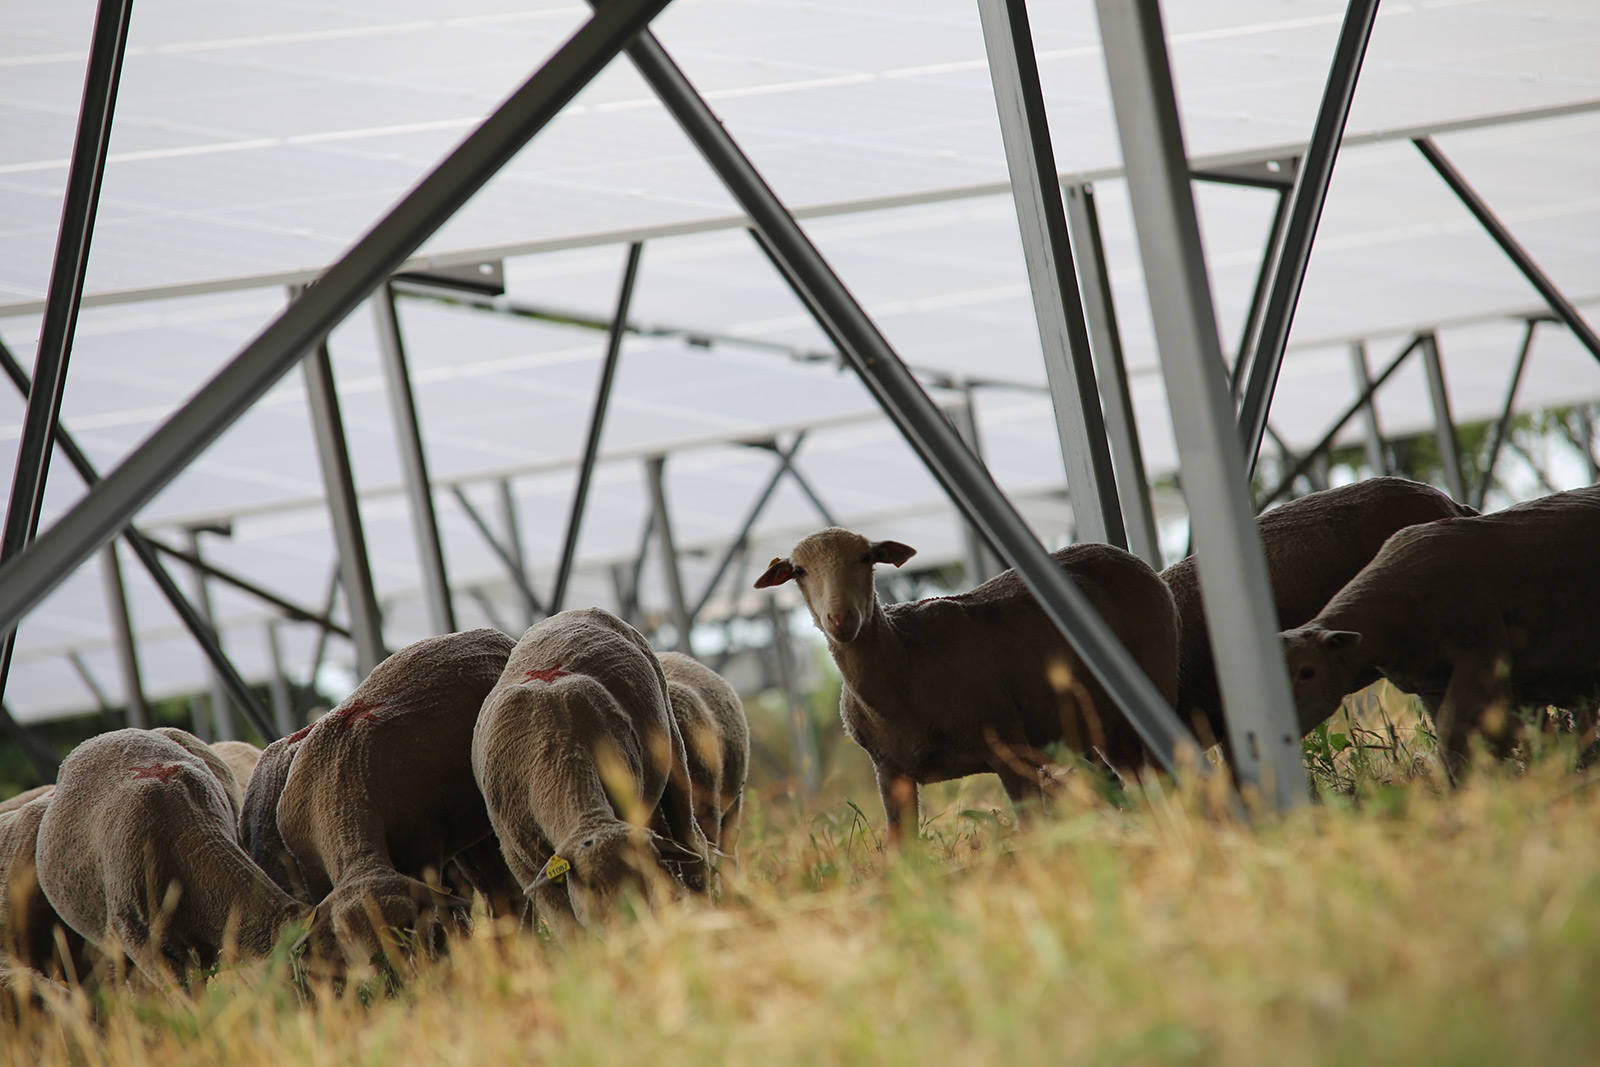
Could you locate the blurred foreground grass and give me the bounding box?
[7,691,1600,1067]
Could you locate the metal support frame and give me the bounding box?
[600,5,1197,774]
[184,528,236,741]
[0,0,677,661]
[1415,137,1600,366]
[766,595,819,801]
[1233,186,1292,378]
[1235,0,1381,475]
[947,390,1006,584]
[373,282,456,635]
[1419,332,1467,502]
[300,326,387,676]
[450,485,546,617]
[1475,318,1539,510]
[0,0,135,718]
[690,436,809,619]
[552,242,643,614]
[1094,0,1305,805]
[1504,435,1560,494]
[308,564,342,688]
[66,651,118,729]
[98,540,148,728]
[142,536,351,639]
[264,621,293,736]
[977,0,1124,547]
[1348,340,1388,475]
[496,479,534,629]
[645,456,694,652]
[1063,182,1162,568]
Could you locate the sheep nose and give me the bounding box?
[825,611,853,636]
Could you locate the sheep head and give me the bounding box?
[1281,626,1366,734]
[532,824,703,928]
[755,527,915,644]
[322,869,470,969]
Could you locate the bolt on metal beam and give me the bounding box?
[0,0,677,657]
[978,0,1124,548]
[373,283,456,636]
[1236,0,1381,476]
[1094,0,1306,807]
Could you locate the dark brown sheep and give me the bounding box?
[1281,485,1600,768]
[756,528,1179,842]
[238,729,312,902]
[658,651,751,858]
[1162,477,1476,752]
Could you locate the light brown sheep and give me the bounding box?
[275,629,515,966]
[472,608,710,933]
[209,740,263,794]
[238,729,312,902]
[1282,485,1600,769]
[0,785,53,816]
[756,528,1180,841]
[1162,477,1475,753]
[34,729,310,987]
[658,651,751,858]
[0,792,96,985]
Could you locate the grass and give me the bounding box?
[7,691,1600,1066]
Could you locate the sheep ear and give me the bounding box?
[1321,630,1362,653]
[870,540,916,568]
[754,557,795,588]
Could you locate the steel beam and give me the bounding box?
[98,541,148,728]
[1063,182,1162,567]
[373,283,456,635]
[947,389,1006,584]
[142,536,351,639]
[766,595,819,801]
[0,0,677,651]
[309,565,341,689]
[690,436,807,620]
[1475,318,1538,510]
[450,485,546,618]
[184,528,236,741]
[301,333,386,676]
[1095,0,1305,805]
[1233,187,1291,380]
[1348,340,1387,475]
[977,0,1124,547]
[264,621,294,737]
[1415,137,1600,366]
[603,9,1198,775]
[0,0,134,712]
[552,242,643,614]
[66,651,117,728]
[1419,332,1467,502]
[1236,0,1381,475]
[645,456,694,652]
[496,479,535,629]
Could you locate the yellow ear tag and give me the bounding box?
[543,855,571,884]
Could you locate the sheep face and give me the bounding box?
[544,825,703,927]
[324,870,466,967]
[1282,626,1365,731]
[755,527,916,644]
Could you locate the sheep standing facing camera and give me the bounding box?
[1282,485,1600,772]
[658,651,751,858]
[33,729,310,987]
[1161,477,1476,754]
[274,628,516,967]
[757,528,1180,842]
[473,608,710,934]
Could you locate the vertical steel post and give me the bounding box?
[373,283,456,635]
[948,386,1005,585]
[977,0,1124,547]
[264,621,294,736]
[497,479,534,629]
[1063,181,1163,567]
[1348,340,1387,475]
[1236,0,1382,474]
[1475,318,1538,510]
[184,528,235,741]
[0,0,135,714]
[553,242,643,614]
[1419,332,1467,502]
[1094,0,1307,807]
[450,485,546,616]
[300,326,386,676]
[645,456,694,652]
[767,595,819,802]
[99,541,149,729]
[1233,186,1292,380]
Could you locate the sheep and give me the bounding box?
[153,726,245,819]
[755,527,1180,841]
[209,740,263,794]
[0,785,52,816]
[238,729,313,902]
[274,629,516,966]
[1281,485,1600,770]
[0,792,96,985]
[472,608,710,933]
[1161,477,1475,753]
[33,729,311,987]
[658,651,751,858]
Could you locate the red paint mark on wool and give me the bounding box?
[333,697,385,734]
[287,724,314,744]
[130,764,179,783]
[523,665,571,684]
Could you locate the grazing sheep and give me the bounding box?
[209,740,263,794]
[0,785,52,816]
[275,629,515,965]
[1281,485,1600,769]
[0,792,96,984]
[756,528,1180,841]
[473,608,710,933]
[1162,477,1475,751]
[153,726,244,819]
[658,651,751,858]
[33,729,310,986]
[238,729,312,901]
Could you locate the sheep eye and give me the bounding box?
[581,837,596,849]
[1296,665,1315,681]
[792,567,807,580]
[860,553,873,564]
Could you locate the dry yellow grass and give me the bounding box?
[6,700,1599,1066]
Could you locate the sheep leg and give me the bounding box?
[993,765,1047,824]
[874,762,919,846]
[1434,657,1501,780]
